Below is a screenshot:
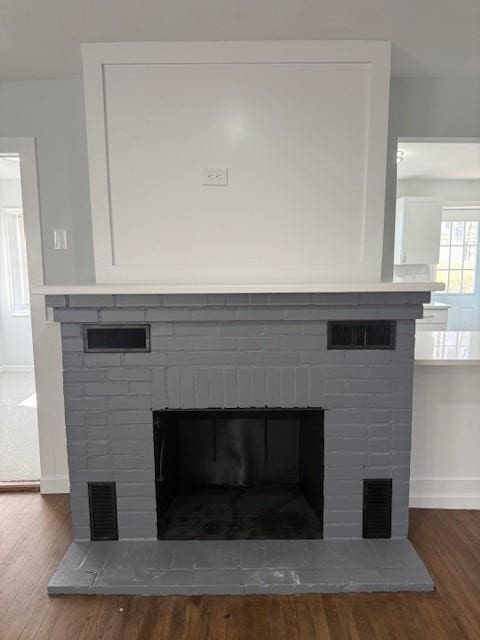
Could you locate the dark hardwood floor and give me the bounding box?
[1,493,480,639]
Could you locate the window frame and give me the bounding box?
[435,205,480,296]
[1,206,31,316]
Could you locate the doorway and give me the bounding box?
[0,153,40,485]
[394,138,480,331]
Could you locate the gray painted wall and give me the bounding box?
[1,76,479,286]
[0,79,95,284]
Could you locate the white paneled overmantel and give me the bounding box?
[82,40,391,286]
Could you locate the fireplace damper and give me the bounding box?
[153,408,324,540]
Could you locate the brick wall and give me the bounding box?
[46,292,427,540]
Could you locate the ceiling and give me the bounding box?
[0,156,20,180]
[397,142,480,180]
[0,0,479,80]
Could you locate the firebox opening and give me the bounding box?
[153,408,324,540]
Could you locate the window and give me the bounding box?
[436,219,479,294]
[2,207,30,315]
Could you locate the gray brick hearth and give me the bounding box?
[47,292,427,543]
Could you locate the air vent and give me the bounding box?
[328,321,395,350]
[363,479,392,539]
[84,325,150,352]
[88,482,119,541]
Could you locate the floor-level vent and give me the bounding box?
[362,479,392,538]
[88,482,119,541]
[84,325,150,352]
[328,321,395,349]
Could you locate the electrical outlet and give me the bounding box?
[203,168,228,186]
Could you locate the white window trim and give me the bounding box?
[436,204,480,296]
[1,205,31,316]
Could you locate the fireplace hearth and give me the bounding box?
[153,408,324,540]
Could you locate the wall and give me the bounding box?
[0,177,34,366]
[382,76,480,280]
[0,79,94,285]
[396,178,480,330]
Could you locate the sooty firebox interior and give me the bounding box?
[153,408,324,540]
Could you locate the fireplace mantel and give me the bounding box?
[33,281,443,296]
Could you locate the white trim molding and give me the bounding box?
[82,40,391,286]
[410,477,480,509]
[0,137,68,495]
[40,475,70,494]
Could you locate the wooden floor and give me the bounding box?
[1,495,480,639]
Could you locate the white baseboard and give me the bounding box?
[0,364,35,374]
[40,475,70,494]
[410,477,480,509]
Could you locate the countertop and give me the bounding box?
[415,331,480,365]
[423,302,451,309]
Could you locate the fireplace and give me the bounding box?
[45,291,435,594]
[153,408,324,540]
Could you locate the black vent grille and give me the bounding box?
[84,325,150,352]
[88,482,118,541]
[328,321,395,350]
[363,479,392,538]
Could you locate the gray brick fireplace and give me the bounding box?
[46,291,434,594]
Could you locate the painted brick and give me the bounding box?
[179,368,195,406]
[147,308,191,322]
[63,353,83,368]
[64,383,83,398]
[108,368,151,381]
[219,323,263,336]
[191,308,237,321]
[45,294,67,307]
[84,412,108,426]
[124,352,166,366]
[69,295,114,307]
[108,411,152,425]
[55,309,98,323]
[210,369,224,407]
[85,353,122,368]
[111,440,152,455]
[85,382,129,396]
[66,398,106,412]
[109,395,152,410]
[238,336,281,350]
[64,369,106,383]
[150,323,174,336]
[61,324,81,337]
[237,368,251,406]
[238,308,284,321]
[52,292,421,542]
[251,368,266,407]
[194,369,211,408]
[115,294,161,306]
[99,309,146,322]
[129,382,152,395]
[164,294,208,306]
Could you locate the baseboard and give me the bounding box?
[0,364,35,373]
[410,477,480,509]
[40,475,70,494]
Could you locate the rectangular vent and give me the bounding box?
[328,321,395,350]
[84,325,150,352]
[363,479,392,539]
[88,482,118,541]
